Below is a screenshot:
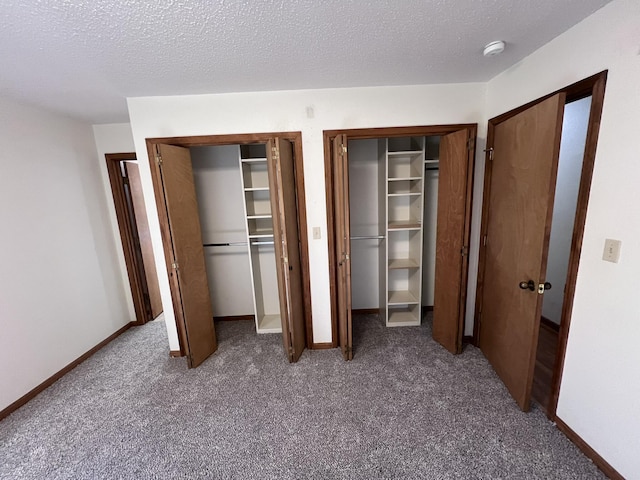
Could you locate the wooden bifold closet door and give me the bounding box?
[267,138,307,362]
[154,137,306,367]
[156,143,217,368]
[333,134,353,361]
[432,129,474,354]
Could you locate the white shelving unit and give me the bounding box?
[238,144,282,334]
[384,137,425,327]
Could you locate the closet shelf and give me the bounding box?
[388,290,419,305]
[388,221,421,230]
[241,158,268,163]
[256,314,282,333]
[388,176,422,182]
[387,192,421,197]
[387,309,421,326]
[388,259,420,269]
[387,150,423,156]
[248,233,274,239]
[424,159,439,163]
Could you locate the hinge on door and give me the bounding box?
[461,246,469,256]
[156,153,163,165]
[467,137,474,151]
[272,146,279,159]
[342,144,347,154]
[172,262,179,270]
[484,147,494,161]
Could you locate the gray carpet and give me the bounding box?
[0,314,604,479]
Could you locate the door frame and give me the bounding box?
[324,124,477,349]
[105,153,152,326]
[145,132,313,354]
[474,71,608,419]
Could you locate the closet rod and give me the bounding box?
[351,235,386,240]
[204,242,247,247]
[204,241,275,247]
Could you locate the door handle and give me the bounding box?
[543,282,552,290]
[519,280,536,291]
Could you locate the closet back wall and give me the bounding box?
[127,83,487,349]
[191,146,255,317]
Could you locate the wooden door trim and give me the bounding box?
[105,153,150,326]
[474,70,608,419]
[323,124,478,349]
[146,132,313,352]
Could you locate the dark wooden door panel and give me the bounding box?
[333,134,352,360]
[124,162,163,319]
[479,93,566,410]
[158,143,217,368]
[432,129,472,354]
[268,138,306,362]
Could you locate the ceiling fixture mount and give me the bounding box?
[483,40,506,57]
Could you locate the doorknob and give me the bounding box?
[543,282,552,290]
[519,280,536,291]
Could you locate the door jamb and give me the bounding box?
[473,71,608,419]
[145,132,313,353]
[105,152,151,326]
[323,124,478,349]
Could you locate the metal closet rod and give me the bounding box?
[203,241,275,247]
[351,235,386,240]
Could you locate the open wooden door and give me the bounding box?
[333,134,353,360]
[123,162,163,319]
[432,129,474,354]
[478,94,565,410]
[156,143,217,368]
[267,138,307,362]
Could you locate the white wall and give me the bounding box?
[542,98,591,324]
[0,99,132,411]
[486,0,640,476]
[93,123,137,323]
[127,83,487,349]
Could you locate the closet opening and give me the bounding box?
[325,125,477,360]
[146,133,311,367]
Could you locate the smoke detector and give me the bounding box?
[483,41,506,57]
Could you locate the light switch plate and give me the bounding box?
[602,238,621,263]
[313,227,321,240]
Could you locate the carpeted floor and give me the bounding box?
[0,314,604,479]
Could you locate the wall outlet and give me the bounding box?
[313,227,321,240]
[602,238,621,263]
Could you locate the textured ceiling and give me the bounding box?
[0,0,612,123]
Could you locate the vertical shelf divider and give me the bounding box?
[385,137,425,327]
[239,144,282,334]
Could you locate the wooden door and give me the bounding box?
[123,162,163,319]
[432,129,473,354]
[157,144,217,368]
[333,134,353,360]
[267,138,306,362]
[479,94,566,410]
